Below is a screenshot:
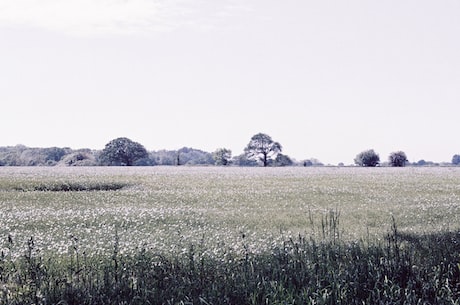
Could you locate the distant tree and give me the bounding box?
[232,153,258,167]
[0,145,74,166]
[388,151,408,167]
[150,148,213,166]
[133,156,155,166]
[99,137,148,166]
[59,150,97,166]
[213,148,232,166]
[301,158,324,167]
[244,133,282,167]
[177,147,214,165]
[452,154,460,165]
[19,149,39,166]
[416,159,427,166]
[354,149,380,167]
[176,152,181,166]
[150,150,177,165]
[274,154,293,166]
[311,158,324,166]
[43,147,67,163]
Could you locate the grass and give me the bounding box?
[0,166,460,304]
[1,217,459,304]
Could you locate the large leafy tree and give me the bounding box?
[354,149,380,167]
[244,133,282,167]
[389,151,408,167]
[99,137,148,166]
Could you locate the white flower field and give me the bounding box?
[1,166,459,259]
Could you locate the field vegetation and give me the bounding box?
[0,167,459,304]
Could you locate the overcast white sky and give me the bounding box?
[1,0,459,164]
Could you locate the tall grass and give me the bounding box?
[1,216,459,305]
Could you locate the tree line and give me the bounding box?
[0,133,459,167]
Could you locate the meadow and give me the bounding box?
[0,166,459,304]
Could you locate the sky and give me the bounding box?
[1,0,459,165]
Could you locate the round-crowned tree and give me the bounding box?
[99,137,148,166]
[389,151,408,167]
[244,133,282,167]
[354,149,380,167]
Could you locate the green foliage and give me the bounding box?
[274,153,293,166]
[177,147,214,165]
[232,153,258,166]
[244,133,282,167]
[212,148,232,166]
[59,150,97,166]
[415,159,427,166]
[42,147,68,163]
[452,154,460,165]
[150,148,214,166]
[150,149,176,165]
[0,145,69,166]
[354,149,380,167]
[388,151,408,167]
[302,158,324,167]
[99,137,148,166]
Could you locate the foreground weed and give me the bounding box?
[1,223,459,305]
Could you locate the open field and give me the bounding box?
[1,166,460,304]
[1,166,460,256]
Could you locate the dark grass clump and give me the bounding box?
[13,182,128,192]
[1,225,459,305]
